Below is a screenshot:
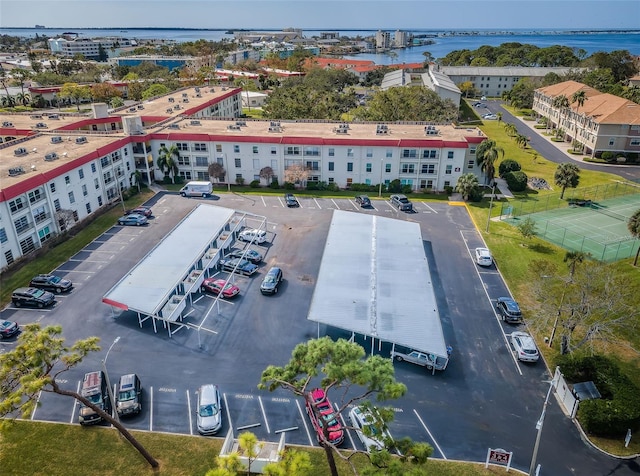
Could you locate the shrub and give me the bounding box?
[269,178,280,189]
[283,182,295,190]
[235,177,245,186]
[249,180,260,188]
[326,182,340,192]
[601,151,615,162]
[504,170,528,192]
[443,185,454,195]
[468,187,484,202]
[401,185,413,194]
[499,159,521,177]
[558,355,640,437]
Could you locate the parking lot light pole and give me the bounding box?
[528,378,555,476]
[102,336,121,425]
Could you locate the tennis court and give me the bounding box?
[501,193,640,262]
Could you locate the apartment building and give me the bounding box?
[375,31,391,50]
[48,37,133,59]
[0,86,485,270]
[533,80,640,158]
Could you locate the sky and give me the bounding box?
[1,0,639,30]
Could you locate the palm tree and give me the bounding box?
[552,94,570,134]
[503,123,518,137]
[0,67,13,101]
[16,92,30,106]
[475,139,504,185]
[515,133,529,149]
[130,170,143,192]
[628,209,640,266]
[1,95,16,108]
[563,250,587,279]
[455,173,479,201]
[554,162,580,199]
[156,144,180,184]
[571,90,587,113]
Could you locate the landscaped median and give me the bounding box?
[0,420,523,475]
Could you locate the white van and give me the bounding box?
[179,181,213,197]
[238,229,267,244]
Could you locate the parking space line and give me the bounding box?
[54,270,95,274]
[31,390,42,420]
[330,198,341,210]
[150,386,154,431]
[335,403,355,449]
[10,307,53,312]
[413,409,446,459]
[422,203,438,214]
[68,258,110,263]
[258,396,271,434]
[277,197,285,208]
[313,198,322,209]
[187,389,193,435]
[70,379,81,424]
[296,398,315,446]
[261,196,267,207]
[223,393,233,433]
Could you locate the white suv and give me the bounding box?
[238,228,267,244]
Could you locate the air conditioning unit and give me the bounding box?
[75,136,88,144]
[44,152,59,161]
[190,120,201,126]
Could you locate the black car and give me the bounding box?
[227,248,263,264]
[125,206,153,218]
[496,297,523,323]
[0,320,20,339]
[355,195,371,207]
[12,287,56,308]
[284,193,299,207]
[260,266,283,294]
[29,274,73,294]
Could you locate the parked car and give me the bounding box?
[260,266,283,295]
[483,114,498,120]
[238,229,267,244]
[227,248,263,264]
[355,195,371,207]
[197,384,222,435]
[510,331,539,362]
[348,405,392,452]
[29,274,73,294]
[305,388,344,445]
[118,213,148,226]
[496,297,523,323]
[125,206,153,218]
[11,287,55,308]
[219,257,258,276]
[474,247,493,267]
[472,102,485,107]
[284,193,299,207]
[0,320,20,339]
[200,278,240,298]
[78,370,110,425]
[391,348,447,371]
[390,194,413,212]
[116,373,142,417]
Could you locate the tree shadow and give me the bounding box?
[529,242,555,254]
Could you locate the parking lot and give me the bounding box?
[1,192,586,473]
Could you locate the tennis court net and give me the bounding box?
[590,203,629,222]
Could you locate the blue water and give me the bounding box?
[5,27,640,65]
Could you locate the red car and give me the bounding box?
[305,388,344,446]
[200,278,240,298]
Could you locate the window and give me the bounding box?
[386,149,393,158]
[366,148,373,158]
[5,250,14,266]
[235,158,241,168]
[195,157,208,167]
[253,146,259,154]
[305,161,319,171]
[20,236,35,255]
[176,143,188,151]
[347,162,353,172]
[54,199,61,212]
[94,178,100,190]
[14,216,30,234]
[385,163,392,173]
[447,151,454,159]
[402,149,417,158]
[347,148,354,158]
[422,163,435,174]
[346,178,353,187]
[328,162,335,171]
[365,178,371,185]
[9,198,25,213]
[285,146,300,155]
[328,177,335,183]
[366,163,372,173]
[97,196,103,206]
[445,165,452,175]
[328,148,335,157]
[270,146,277,155]
[423,150,437,159]
[65,175,71,185]
[631,139,640,146]
[234,145,240,153]
[82,184,88,196]
[467,160,475,169]
[216,144,223,153]
[100,156,109,167]
[28,189,43,203]
[50,182,56,193]
[194,143,207,151]
[78,168,84,179]
[401,163,415,174]
[68,191,75,204]
[444,181,451,187]
[304,146,320,156]
[235,174,243,181]
[178,155,190,165]
[0,228,6,243]
[86,203,92,214]
[91,163,96,173]
[470,146,476,155]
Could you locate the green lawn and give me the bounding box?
[0,420,519,476]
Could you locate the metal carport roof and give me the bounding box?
[102,204,234,316]
[307,210,447,360]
